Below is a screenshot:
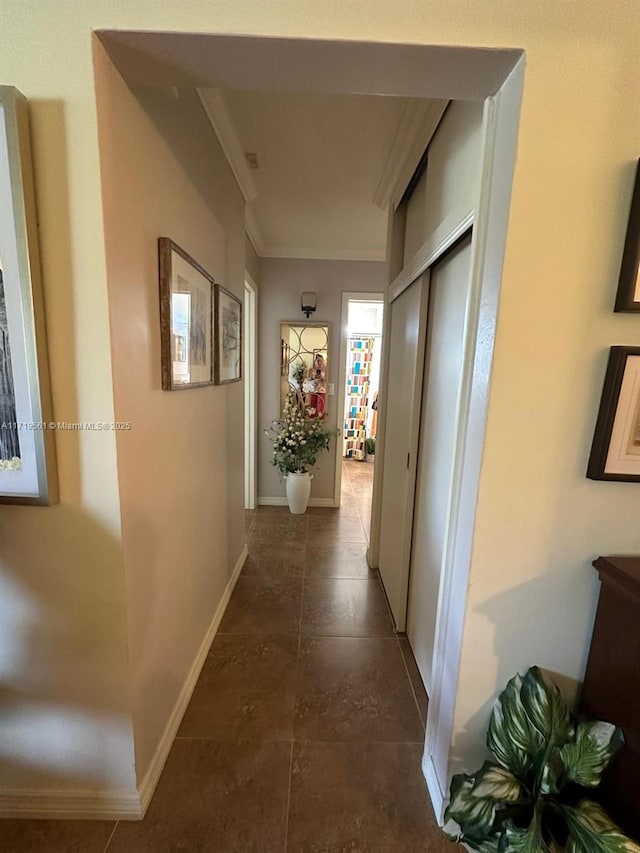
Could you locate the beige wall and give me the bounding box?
[258,257,388,502]
[1,0,638,806]
[0,6,135,797]
[94,44,246,783]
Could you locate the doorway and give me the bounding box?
[244,274,257,510]
[95,30,524,825]
[334,293,384,531]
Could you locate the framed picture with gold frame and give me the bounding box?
[0,86,58,504]
[214,284,242,385]
[158,237,215,391]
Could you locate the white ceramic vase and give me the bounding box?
[285,471,313,514]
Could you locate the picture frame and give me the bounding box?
[587,346,640,482]
[614,159,640,313]
[214,284,242,385]
[0,86,58,505]
[158,237,215,391]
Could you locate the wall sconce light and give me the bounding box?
[301,291,317,319]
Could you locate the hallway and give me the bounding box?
[5,460,451,852]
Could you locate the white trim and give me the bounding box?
[137,544,247,816]
[333,291,385,509]
[389,205,474,304]
[259,245,386,262]
[0,787,143,821]
[197,88,258,204]
[368,212,398,571]
[244,275,258,510]
[245,207,265,257]
[258,496,337,507]
[424,59,525,817]
[423,752,447,824]
[374,99,448,211]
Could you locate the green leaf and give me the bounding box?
[498,816,550,853]
[471,761,523,802]
[559,721,625,788]
[563,800,640,853]
[539,754,562,795]
[520,666,574,756]
[473,836,502,853]
[487,674,536,780]
[445,773,497,840]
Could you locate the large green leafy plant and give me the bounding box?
[445,666,639,853]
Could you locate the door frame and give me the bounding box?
[371,69,524,820]
[244,272,258,510]
[333,291,385,509]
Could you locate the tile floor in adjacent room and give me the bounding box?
[4,459,456,852]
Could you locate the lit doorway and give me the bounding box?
[334,293,384,530]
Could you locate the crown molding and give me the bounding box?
[245,206,265,256]
[197,88,258,204]
[260,246,386,262]
[374,99,448,211]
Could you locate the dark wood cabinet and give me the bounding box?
[579,556,640,839]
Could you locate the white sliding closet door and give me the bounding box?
[407,234,472,693]
[378,273,428,630]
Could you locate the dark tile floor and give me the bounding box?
[4,460,453,852]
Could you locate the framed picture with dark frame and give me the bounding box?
[587,346,640,482]
[0,86,58,505]
[614,159,640,313]
[214,285,242,385]
[158,237,215,391]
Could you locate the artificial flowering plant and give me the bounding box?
[445,666,639,853]
[265,389,332,475]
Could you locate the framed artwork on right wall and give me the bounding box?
[614,159,640,312]
[587,346,640,482]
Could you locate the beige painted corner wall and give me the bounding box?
[258,257,388,502]
[0,6,135,796]
[94,44,246,782]
[1,0,639,806]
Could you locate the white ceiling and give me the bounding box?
[208,89,430,261]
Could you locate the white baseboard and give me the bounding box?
[0,545,248,822]
[0,787,143,821]
[258,496,337,507]
[138,544,248,815]
[423,752,446,825]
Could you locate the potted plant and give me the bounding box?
[445,666,639,852]
[265,390,332,514]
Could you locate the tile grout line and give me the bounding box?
[171,735,426,745]
[283,739,295,853]
[216,632,401,640]
[283,529,307,853]
[353,469,427,733]
[102,820,119,853]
